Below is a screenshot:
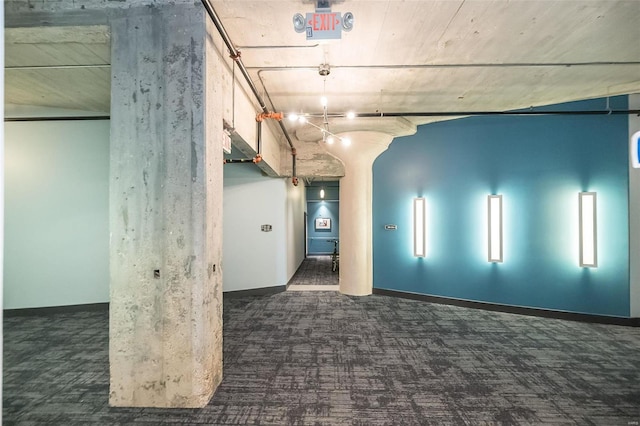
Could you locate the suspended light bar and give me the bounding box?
[287,113,351,146]
[413,197,426,257]
[579,192,598,267]
[488,195,503,263]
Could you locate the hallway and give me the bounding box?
[288,255,339,290]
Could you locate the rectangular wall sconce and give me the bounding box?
[413,197,426,257]
[488,195,503,263]
[632,130,640,168]
[579,192,598,267]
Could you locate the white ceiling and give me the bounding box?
[214,0,640,123]
[5,26,110,113]
[5,0,640,172]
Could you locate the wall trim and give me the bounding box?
[4,285,289,314]
[5,116,110,122]
[223,285,286,298]
[4,302,109,317]
[373,288,640,327]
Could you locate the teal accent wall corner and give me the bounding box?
[373,96,630,317]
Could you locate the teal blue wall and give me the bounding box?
[307,201,339,254]
[306,184,339,255]
[307,185,339,202]
[372,96,630,317]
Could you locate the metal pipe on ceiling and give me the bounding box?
[248,61,640,71]
[199,0,298,184]
[236,44,320,50]
[257,120,262,155]
[224,158,260,164]
[355,110,640,117]
[255,67,640,120]
[5,64,110,70]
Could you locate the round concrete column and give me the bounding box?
[325,131,394,296]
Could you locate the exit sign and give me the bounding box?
[305,12,343,40]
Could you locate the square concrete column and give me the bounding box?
[109,4,223,407]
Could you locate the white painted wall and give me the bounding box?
[629,93,640,317]
[223,164,305,292]
[286,176,307,281]
[4,118,110,308]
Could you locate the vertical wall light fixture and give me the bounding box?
[579,192,597,267]
[631,130,640,168]
[413,197,426,257]
[320,188,325,199]
[488,195,503,263]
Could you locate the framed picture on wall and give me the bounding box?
[315,217,331,230]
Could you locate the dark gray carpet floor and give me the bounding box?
[4,290,640,425]
[289,255,339,286]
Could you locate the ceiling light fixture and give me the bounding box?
[286,63,353,147]
[285,110,352,146]
[342,12,354,31]
[319,63,330,77]
[293,13,306,33]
